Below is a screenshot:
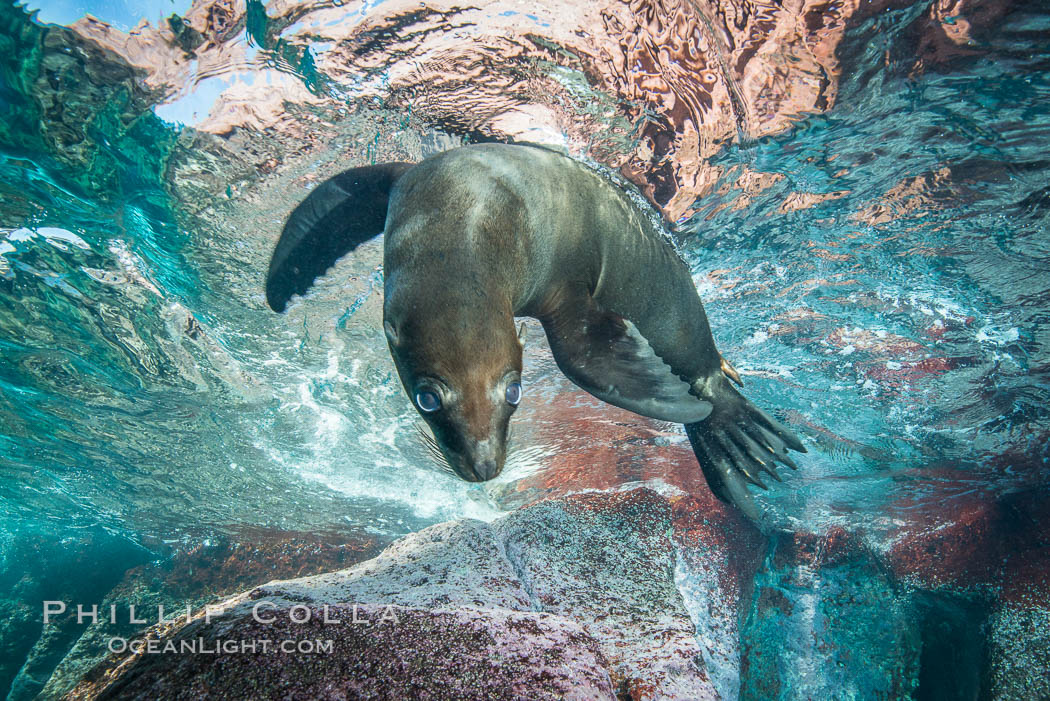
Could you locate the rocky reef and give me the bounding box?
[58,486,1048,700]
[7,528,389,701]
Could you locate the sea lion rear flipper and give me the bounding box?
[685,376,806,519]
[266,161,414,312]
[541,301,713,424]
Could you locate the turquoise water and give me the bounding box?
[0,0,1047,697]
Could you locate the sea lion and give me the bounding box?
[265,143,805,517]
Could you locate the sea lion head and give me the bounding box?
[383,309,525,482]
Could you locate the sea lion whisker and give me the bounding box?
[429,449,454,473]
[413,421,437,445]
[413,422,453,471]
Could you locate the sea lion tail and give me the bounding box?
[685,376,806,520]
[265,161,414,312]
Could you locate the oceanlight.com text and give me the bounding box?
[107,637,334,655]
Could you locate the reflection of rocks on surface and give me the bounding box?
[0,2,173,203]
[64,487,1050,700]
[61,0,1012,221]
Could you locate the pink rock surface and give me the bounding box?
[66,489,731,700]
[69,605,615,701]
[496,490,719,700]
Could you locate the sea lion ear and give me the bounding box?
[384,320,401,347]
[517,321,527,347]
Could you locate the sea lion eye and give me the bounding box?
[415,390,441,413]
[505,382,522,406]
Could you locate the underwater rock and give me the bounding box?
[45,489,1050,700]
[0,600,40,699]
[494,490,718,699]
[69,604,615,701]
[671,493,767,700]
[39,529,389,700]
[732,504,1050,701]
[913,592,990,700]
[65,489,729,700]
[984,603,1050,701]
[885,484,1050,602]
[737,529,921,700]
[243,519,536,612]
[0,526,150,701]
[888,485,1050,699]
[504,387,717,504]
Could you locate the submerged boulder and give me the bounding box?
[70,605,615,701]
[985,603,1050,701]
[737,529,921,701]
[40,530,389,700]
[60,486,1050,700]
[66,489,722,700]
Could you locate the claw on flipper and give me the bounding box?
[721,355,744,387]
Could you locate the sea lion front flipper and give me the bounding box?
[541,300,713,424]
[685,375,806,519]
[266,161,414,312]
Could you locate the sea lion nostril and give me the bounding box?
[476,459,499,481]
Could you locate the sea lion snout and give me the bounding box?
[436,403,512,482]
[385,312,522,483]
[465,434,506,481]
[475,459,500,481]
[456,439,504,482]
